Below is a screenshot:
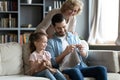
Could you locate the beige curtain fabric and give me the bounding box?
[115,1,120,45]
[115,32,120,45]
[88,0,103,45]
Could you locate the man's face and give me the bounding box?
[54,20,67,37]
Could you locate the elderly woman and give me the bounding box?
[35,0,83,38]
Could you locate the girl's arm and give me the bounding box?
[29,60,47,75]
[44,60,52,67]
[44,60,57,73]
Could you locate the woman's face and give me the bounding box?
[65,6,80,17]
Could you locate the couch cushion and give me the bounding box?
[0,75,49,80]
[0,42,23,75]
[107,73,120,80]
[84,78,95,80]
[84,73,120,80]
[117,51,120,72]
[87,50,119,73]
[22,43,31,75]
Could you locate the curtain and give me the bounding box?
[88,0,103,45]
[115,1,120,45]
[88,0,119,45]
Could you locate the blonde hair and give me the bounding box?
[61,0,83,15]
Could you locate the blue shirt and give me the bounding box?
[46,32,88,68]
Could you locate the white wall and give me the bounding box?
[75,0,89,40]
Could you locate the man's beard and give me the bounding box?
[55,30,66,37]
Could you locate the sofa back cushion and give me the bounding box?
[87,50,119,73]
[0,42,23,75]
[22,43,31,75]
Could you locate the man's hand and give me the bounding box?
[64,45,76,55]
[76,44,87,57]
[76,44,85,52]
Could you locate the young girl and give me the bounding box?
[29,32,66,80]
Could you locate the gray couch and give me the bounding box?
[81,40,120,80]
[85,50,120,80]
[0,42,120,80]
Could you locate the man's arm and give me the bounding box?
[46,40,76,67]
[56,44,77,63]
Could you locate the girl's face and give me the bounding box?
[34,36,48,51]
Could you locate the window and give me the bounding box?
[101,0,119,44]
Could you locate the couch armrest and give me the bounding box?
[117,51,120,71]
[22,43,31,75]
[86,50,119,73]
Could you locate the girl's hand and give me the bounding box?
[49,68,57,73]
[43,60,52,67]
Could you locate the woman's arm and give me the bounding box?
[36,9,60,32]
[68,16,76,33]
